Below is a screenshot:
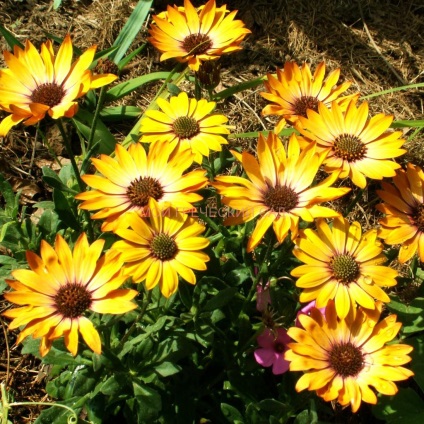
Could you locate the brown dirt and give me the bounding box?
[0,0,423,422]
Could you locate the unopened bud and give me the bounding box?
[196,60,221,90]
[94,58,119,76]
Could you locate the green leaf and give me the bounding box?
[213,76,265,101]
[0,221,18,243]
[154,361,182,377]
[93,45,120,62]
[110,0,154,64]
[72,109,117,154]
[130,381,162,421]
[373,388,424,423]
[118,43,147,70]
[0,24,24,49]
[0,255,18,265]
[167,83,182,96]
[360,82,424,100]
[118,316,171,358]
[37,209,59,238]
[53,0,62,10]
[52,189,80,231]
[387,295,424,314]
[229,128,296,139]
[391,119,424,128]
[64,366,97,399]
[387,295,424,334]
[33,399,80,424]
[100,374,130,396]
[408,335,424,393]
[294,409,318,424]
[203,287,238,312]
[178,280,193,310]
[42,167,77,194]
[258,399,290,414]
[221,403,244,422]
[100,106,142,122]
[0,172,19,218]
[105,72,176,101]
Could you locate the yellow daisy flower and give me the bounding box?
[291,216,398,319]
[140,91,229,164]
[75,141,208,232]
[0,34,117,136]
[148,0,251,71]
[261,61,358,135]
[376,163,424,263]
[2,233,138,357]
[112,200,210,298]
[296,100,406,188]
[213,132,350,252]
[285,300,414,413]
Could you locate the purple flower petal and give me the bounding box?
[254,348,275,367]
[257,328,275,349]
[272,354,290,375]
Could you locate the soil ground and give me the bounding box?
[0,0,423,422]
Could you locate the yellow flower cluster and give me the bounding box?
[256,59,415,413]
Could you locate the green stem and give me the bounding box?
[38,127,63,169]
[244,232,276,307]
[87,86,107,152]
[344,188,364,217]
[207,88,214,101]
[118,289,152,350]
[194,75,202,101]
[56,119,85,192]
[1,383,78,424]
[56,119,94,241]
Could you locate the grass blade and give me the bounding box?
[0,24,24,49]
[105,72,176,101]
[110,0,154,64]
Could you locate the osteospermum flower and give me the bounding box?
[261,61,358,135]
[140,91,229,164]
[213,132,350,252]
[112,201,210,298]
[0,34,117,136]
[2,234,138,357]
[376,163,424,263]
[254,328,291,375]
[285,300,414,413]
[296,100,406,188]
[75,141,208,232]
[295,301,325,328]
[291,216,397,319]
[148,0,251,71]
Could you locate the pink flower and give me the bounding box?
[254,328,290,374]
[295,301,325,327]
[256,282,271,312]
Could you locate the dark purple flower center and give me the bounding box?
[329,342,364,377]
[30,83,65,108]
[293,95,319,117]
[127,176,164,207]
[182,33,212,55]
[54,283,92,318]
[263,184,299,213]
[333,134,367,162]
